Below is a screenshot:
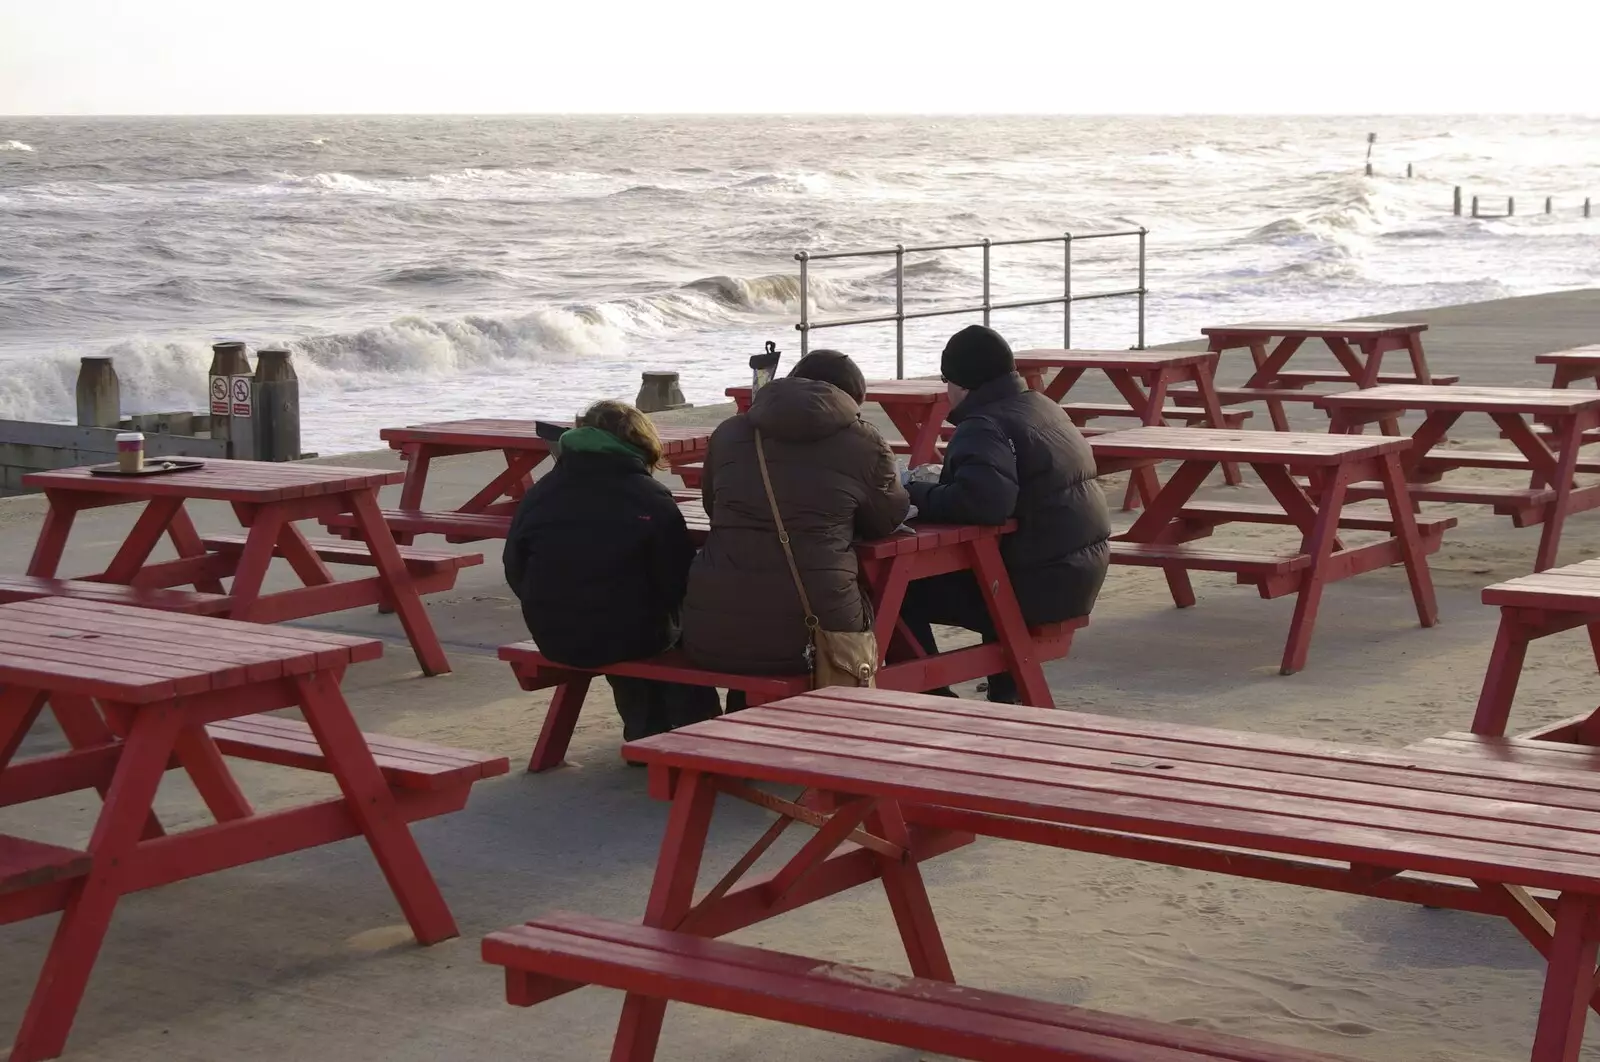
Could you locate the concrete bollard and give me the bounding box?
[635,371,689,413]
[1453,186,1462,216]
[253,348,301,462]
[75,356,121,428]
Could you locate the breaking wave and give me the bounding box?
[0,140,33,153]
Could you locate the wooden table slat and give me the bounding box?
[1088,426,1407,463]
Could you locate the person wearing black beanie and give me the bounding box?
[939,324,1015,390]
[901,324,1112,704]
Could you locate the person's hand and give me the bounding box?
[906,463,943,486]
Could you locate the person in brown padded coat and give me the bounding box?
[680,350,909,700]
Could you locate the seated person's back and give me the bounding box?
[901,325,1111,702]
[681,350,909,675]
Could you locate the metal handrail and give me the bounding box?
[796,229,1148,377]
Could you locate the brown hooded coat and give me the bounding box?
[680,376,910,674]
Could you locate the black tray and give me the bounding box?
[87,458,207,477]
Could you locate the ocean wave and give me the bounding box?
[378,264,510,286]
[1,140,34,153]
[275,171,386,194]
[0,271,869,423]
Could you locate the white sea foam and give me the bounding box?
[0,140,33,152]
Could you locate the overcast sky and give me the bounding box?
[2,0,1595,115]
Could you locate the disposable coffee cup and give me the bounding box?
[116,432,145,473]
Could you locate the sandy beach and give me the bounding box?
[5,287,1600,1061]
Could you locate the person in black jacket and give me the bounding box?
[900,325,1112,703]
[503,400,719,742]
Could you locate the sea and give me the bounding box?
[2,115,1598,454]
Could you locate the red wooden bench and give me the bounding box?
[1175,500,1458,539]
[485,913,1361,1062]
[502,615,1088,773]
[1469,559,1600,742]
[325,508,513,544]
[200,533,482,594]
[0,575,232,615]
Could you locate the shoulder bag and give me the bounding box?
[753,430,878,689]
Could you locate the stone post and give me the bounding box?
[635,371,688,413]
[75,356,121,428]
[253,348,301,462]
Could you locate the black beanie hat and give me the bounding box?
[940,325,1014,389]
[789,349,867,405]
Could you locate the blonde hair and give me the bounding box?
[577,400,666,469]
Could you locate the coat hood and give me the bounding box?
[745,376,860,443]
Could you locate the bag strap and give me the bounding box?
[753,430,820,632]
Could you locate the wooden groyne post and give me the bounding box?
[75,357,120,428]
[208,341,254,460]
[253,348,301,462]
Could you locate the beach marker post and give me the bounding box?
[75,356,120,428]
[253,348,300,461]
[208,341,255,459]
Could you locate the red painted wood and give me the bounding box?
[1109,542,1311,575]
[0,576,232,615]
[1205,322,1427,340]
[207,713,509,790]
[1090,427,1407,464]
[1319,385,1600,416]
[1271,371,1458,387]
[484,914,1359,1061]
[0,836,91,896]
[198,532,480,573]
[22,460,402,504]
[625,715,1600,893]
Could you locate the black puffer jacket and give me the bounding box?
[907,372,1111,622]
[503,432,695,668]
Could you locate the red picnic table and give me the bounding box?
[727,379,950,466]
[0,599,507,1062]
[362,419,713,541]
[1173,320,1452,433]
[23,460,473,675]
[1539,345,1600,388]
[1014,347,1244,506]
[500,500,1084,771]
[1317,385,1600,571]
[484,687,1600,1062]
[1089,426,1446,674]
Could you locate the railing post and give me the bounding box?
[981,238,992,328]
[1062,233,1073,348]
[894,243,905,379]
[1136,227,1148,350]
[795,251,810,356]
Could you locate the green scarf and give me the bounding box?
[557,426,647,464]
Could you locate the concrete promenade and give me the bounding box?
[3,289,1600,1061]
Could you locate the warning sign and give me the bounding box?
[209,375,230,416]
[230,375,253,418]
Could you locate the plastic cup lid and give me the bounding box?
[116,432,144,442]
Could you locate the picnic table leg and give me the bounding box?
[219,506,287,617]
[349,491,453,676]
[1041,366,1085,403]
[884,404,947,467]
[1526,415,1585,572]
[398,444,431,509]
[1530,892,1600,1062]
[1276,462,1353,675]
[1375,451,1440,628]
[0,687,48,773]
[868,800,953,982]
[295,671,458,944]
[612,770,719,1062]
[1122,459,1217,610]
[861,556,914,662]
[1473,613,1528,737]
[46,694,166,840]
[164,506,228,595]
[1107,369,1164,511]
[1403,331,1432,384]
[1192,358,1242,484]
[969,535,1053,708]
[25,492,82,577]
[1346,338,1402,434]
[1243,337,1305,432]
[98,497,184,584]
[529,676,593,772]
[8,700,182,1062]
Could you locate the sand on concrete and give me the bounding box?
[3,289,1600,1061]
